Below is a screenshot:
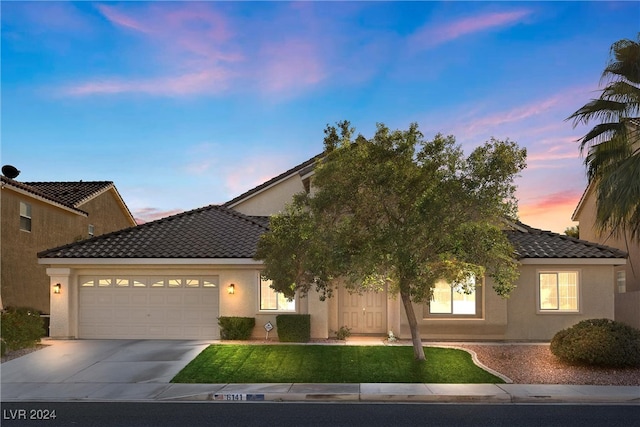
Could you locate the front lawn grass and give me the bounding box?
[171,345,504,384]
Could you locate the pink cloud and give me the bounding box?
[224,155,293,195]
[63,69,230,96]
[97,4,150,33]
[259,40,326,94]
[133,207,184,224]
[411,10,532,49]
[66,3,328,98]
[518,190,582,232]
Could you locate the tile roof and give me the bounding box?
[223,152,323,208]
[38,208,625,261]
[24,181,114,207]
[38,205,269,259]
[1,176,88,214]
[2,177,118,212]
[506,222,627,259]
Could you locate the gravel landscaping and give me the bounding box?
[454,343,640,386]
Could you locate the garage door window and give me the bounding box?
[80,276,219,289]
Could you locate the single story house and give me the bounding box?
[38,154,627,341]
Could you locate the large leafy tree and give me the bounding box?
[568,34,640,240]
[255,121,526,361]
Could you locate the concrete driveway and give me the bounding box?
[1,339,211,401]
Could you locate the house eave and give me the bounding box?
[38,258,264,266]
[519,257,626,265]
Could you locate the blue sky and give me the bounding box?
[2,1,638,232]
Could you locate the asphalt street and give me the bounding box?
[2,402,640,427]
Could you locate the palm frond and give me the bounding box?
[601,34,640,85]
[578,122,626,153]
[568,99,628,126]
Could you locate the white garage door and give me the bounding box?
[78,276,220,339]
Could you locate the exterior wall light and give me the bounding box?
[228,283,235,295]
[53,283,62,294]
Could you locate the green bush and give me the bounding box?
[276,314,310,342]
[1,340,7,357]
[0,307,44,351]
[332,325,352,340]
[550,318,640,368]
[218,317,255,340]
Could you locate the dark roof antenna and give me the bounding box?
[1,165,20,179]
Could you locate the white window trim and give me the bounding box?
[20,201,32,232]
[536,269,581,314]
[258,274,297,313]
[616,270,626,294]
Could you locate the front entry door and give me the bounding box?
[339,287,387,334]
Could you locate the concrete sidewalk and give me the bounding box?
[1,339,638,404]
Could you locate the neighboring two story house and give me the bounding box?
[572,183,640,329]
[571,119,640,329]
[38,153,627,342]
[1,175,137,319]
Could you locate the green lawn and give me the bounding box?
[171,345,504,384]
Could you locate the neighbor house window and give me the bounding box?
[260,277,295,312]
[539,271,579,312]
[88,224,94,237]
[617,271,626,294]
[20,202,31,232]
[428,277,478,315]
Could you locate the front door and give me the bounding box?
[339,287,387,334]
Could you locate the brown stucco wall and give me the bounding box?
[1,187,134,314]
[77,188,136,236]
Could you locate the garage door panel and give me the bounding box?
[130,294,148,304]
[149,294,167,304]
[79,276,219,339]
[97,295,114,304]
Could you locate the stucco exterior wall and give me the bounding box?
[393,263,616,341]
[503,263,615,340]
[1,187,135,314]
[574,185,640,327]
[45,263,332,340]
[2,190,87,313]
[231,175,305,216]
[77,188,136,236]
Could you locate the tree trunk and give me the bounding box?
[399,287,425,361]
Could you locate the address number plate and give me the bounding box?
[213,394,265,401]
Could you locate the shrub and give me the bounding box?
[550,318,640,368]
[1,340,7,357]
[0,307,44,351]
[218,317,255,340]
[332,325,352,340]
[276,314,310,342]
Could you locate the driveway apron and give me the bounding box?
[1,340,210,401]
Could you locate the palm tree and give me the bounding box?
[568,34,640,241]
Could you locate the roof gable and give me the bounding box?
[224,152,323,208]
[38,205,269,259]
[1,176,88,215]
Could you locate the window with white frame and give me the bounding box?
[538,271,579,312]
[88,224,95,237]
[428,276,479,315]
[260,276,295,312]
[617,271,626,293]
[20,202,31,232]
